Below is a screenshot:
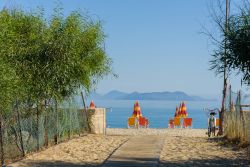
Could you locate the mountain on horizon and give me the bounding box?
[87,90,217,101]
[102,90,127,99]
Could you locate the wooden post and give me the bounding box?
[81,92,90,132]
[0,114,5,167]
[16,100,25,157]
[54,99,58,144]
[68,108,71,140]
[43,99,48,147]
[44,115,48,147]
[36,102,39,151]
[219,0,229,136]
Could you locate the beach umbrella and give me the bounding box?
[178,103,182,117]
[179,102,184,117]
[174,106,178,117]
[89,100,95,109]
[132,101,142,117]
[181,101,188,117]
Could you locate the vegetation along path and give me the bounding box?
[8,129,250,167]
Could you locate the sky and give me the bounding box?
[0,0,248,98]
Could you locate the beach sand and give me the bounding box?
[9,134,128,167]
[160,134,248,166]
[107,128,207,137]
[8,128,249,167]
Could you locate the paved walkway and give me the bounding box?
[102,135,165,167]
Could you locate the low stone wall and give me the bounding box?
[88,108,106,135]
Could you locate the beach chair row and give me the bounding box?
[168,118,220,129]
[168,117,193,128]
[127,116,149,128]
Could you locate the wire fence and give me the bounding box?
[224,85,250,144]
[0,99,89,165]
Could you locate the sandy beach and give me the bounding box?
[9,134,128,167]
[160,134,248,166]
[9,128,249,167]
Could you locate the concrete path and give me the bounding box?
[102,135,165,167]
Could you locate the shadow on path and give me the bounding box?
[160,157,249,167]
[8,160,100,167]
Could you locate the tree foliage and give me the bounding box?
[226,12,250,85]
[210,2,250,85]
[0,7,112,164]
[0,59,19,114]
[0,8,112,104]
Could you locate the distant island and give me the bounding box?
[88,90,217,101]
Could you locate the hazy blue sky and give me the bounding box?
[0,0,247,97]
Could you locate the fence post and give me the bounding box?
[0,114,5,167]
[229,85,232,110]
[238,91,242,139]
[36,102,39,151]
[81,92,90,132]
[44,113,48,147]
[16,100,25,157]
[44,100,49,147]
[54,100,58,144]
[68,108,71,139]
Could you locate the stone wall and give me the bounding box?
[88,108,106,134]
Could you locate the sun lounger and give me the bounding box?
[174,117,181,128]
[215,118,220,127]
[183,118,192,128]
[139,116,149,128]
[168,119,174,128]
[127,117,136,128]
[215,118,220,130]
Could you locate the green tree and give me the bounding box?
[209,1,250,136]
[0,7,113,159]
[0,8,112,101]
[0,59,19,165]
[210,3,250,85]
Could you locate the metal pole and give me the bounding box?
[81,91,90,132]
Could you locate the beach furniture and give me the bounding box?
[127,101,149,128]
[127,117,136,128]
[172,101,190,128]
[133,101,142,117]
[215,118,220,127]
[138,116,149,128]
[174,117,181,128]
[174,102,188,118]
[89,100,95,109]
[168,119,174,128]
[183,118,192,128]
[215,118,220,130]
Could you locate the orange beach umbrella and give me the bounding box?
[132,101,142,117]
[174,102,188,118]
[181,101,188,117]
[178,103,182,117]
[174,106,178,117]
[89,100,95,109]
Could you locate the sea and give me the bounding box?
[85,100,220,129]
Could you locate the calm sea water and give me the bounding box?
[85,100,220,129]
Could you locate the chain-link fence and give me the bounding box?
[224,85,250,144]
[0,99,89,165]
